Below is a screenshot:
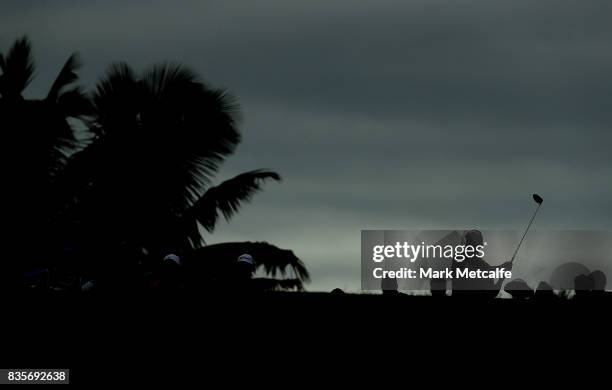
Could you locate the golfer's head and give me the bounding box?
[465,230,483,246]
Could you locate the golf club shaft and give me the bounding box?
[510,203,541,263]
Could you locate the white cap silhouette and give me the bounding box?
[237,253,255,266]
[163,253,181,265]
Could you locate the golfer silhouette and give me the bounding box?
[451,230,512,298]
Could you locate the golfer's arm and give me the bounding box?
[490,262,512,271]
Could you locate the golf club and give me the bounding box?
[510,193,544,263]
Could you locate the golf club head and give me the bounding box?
[533,193,543,205]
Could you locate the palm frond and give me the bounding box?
[46,53,80,102]
[140,64,242,201]
[190,170,281,232]
[256,247,310,283]
[91,62,139,135]
[0,36,35,99]
[186,241,310,284]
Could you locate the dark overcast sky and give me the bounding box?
[2,0,612,291]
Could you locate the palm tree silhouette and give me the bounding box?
[0,37,90,177]
[1,37,306,290]
[67,62,280,250]
[0,37,90,287]
[57,62,294,287]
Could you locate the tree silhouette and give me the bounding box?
[0,37,303,290]
[57,62,285,285]
[0,37,90,287]
[69,62,280,248]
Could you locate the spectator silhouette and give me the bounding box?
[430,278,447,297]
[534,281,555,299]
[550,262,590,291]
[451,230,512,299]
[159,253,183,291]
[574,274,595,298]
[590,270,607,296]
[381,276,399,296]
[233,253,256,292]
[504,279,533,299]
